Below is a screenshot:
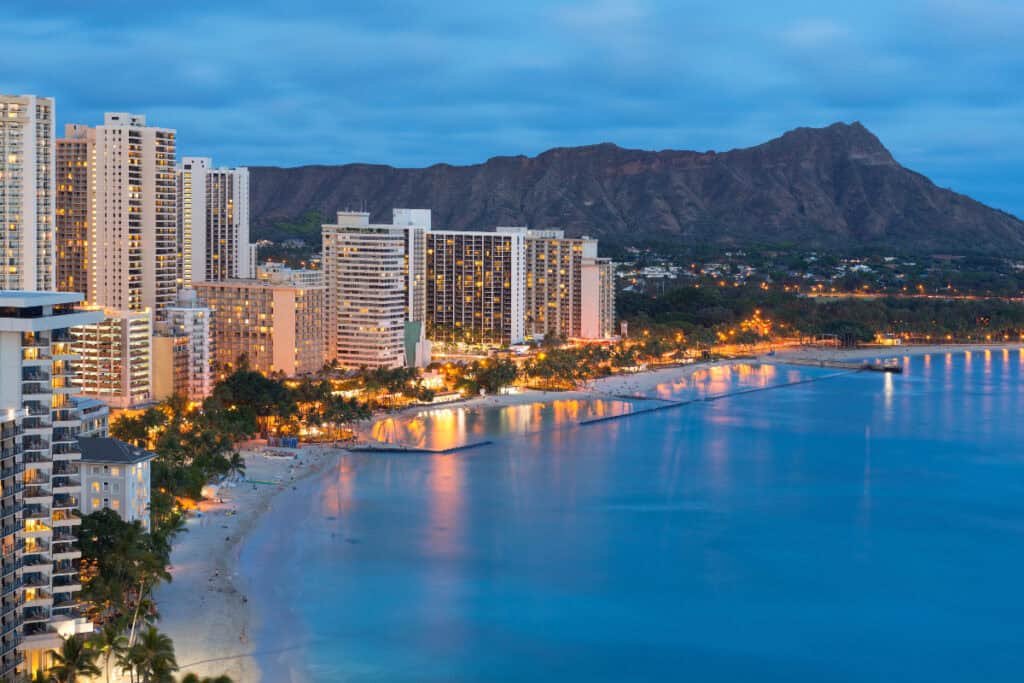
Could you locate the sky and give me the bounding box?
[3,0,1022,217]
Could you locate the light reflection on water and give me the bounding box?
[241,351,1024,683]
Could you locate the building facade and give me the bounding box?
[0,292,100,673]
[425,230,526,345]
[86,113,177,317]
[54,124,92,296]
[321,210,429,368]
[581,256,615,339]
[195,279,325,377]
[71,308,153,409]
[176,158,251,286]
[152,291,213,401]
[256,262,323,288]
[78,437,154,530]
[0,94,55,291]
[0,409,24,679]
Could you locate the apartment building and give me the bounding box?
[71,308,153,409]
[425,230,526,345]
[321,210,430,368]
[54,124,91,295]
[176,158,251,286]
[581,256,615,339]
[0,291,100,673]
[78,437,154,530]
[0,409,24,679]
[194,279,325,377]
[152,290,213,401]
[0,94,55,291]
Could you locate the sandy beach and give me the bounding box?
[159,341,1024,681]
[156,447,341,681]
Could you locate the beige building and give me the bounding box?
[78,437,154,530]
[55,125,90,295]
[0,94,55,291]
[176,158,251,286]
[321,210,430,368]
[582,256,615,339]
[0,291,99,674]
[195,279,325,377]
[71,308,153,409]
[425,229,526,345]
[152,291,214,401]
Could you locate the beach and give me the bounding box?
[155,447,340,681]
[159,341,1024,681]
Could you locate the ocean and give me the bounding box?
[239,351,1024,681]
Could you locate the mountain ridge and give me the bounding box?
[248,122,1024,254]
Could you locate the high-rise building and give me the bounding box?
[54,124,92,296]
[176,158,251,286]
[87,113,176,317]
[152,290,213,401]
[194,279,325,377]
[497,228,614,340]
[321,210,430,368]
[425,230,526,345]
[1,408,25,679]
[0,291,100,673]
[71,308,153,409]
[0,95,55,291]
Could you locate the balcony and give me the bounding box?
[22,607,49,623]
[23,485,51,501]
[20,382,50,397]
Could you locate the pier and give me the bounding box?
[347,439,494,454]
[782,358,903,373]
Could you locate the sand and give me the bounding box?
[155,447,340,682]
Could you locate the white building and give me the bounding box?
[71,308,153,409]
[0,291,99,672]
[0,94,55,291]
[176,158,251,285]
[85,113,177,317]
[256,262,323,288]
[78,437,154,530]
[321,210,430,368]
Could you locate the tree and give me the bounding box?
[49,635,102,683]
[179,674,235,683]
[124,627,177,683]
[473,359,519,394]
[92,623,129,683]
[227,452,246,480]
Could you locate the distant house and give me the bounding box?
[78,437,155,530]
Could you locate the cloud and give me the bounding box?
[1,0,1020,217]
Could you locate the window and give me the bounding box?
[91,482,100,492]
[91,497,100,508]
[111,467,120,477]
[111,500,120,511]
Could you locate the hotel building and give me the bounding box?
[425,229,526,345]
[80,113,176,316]
[321,210,430,368]
[195,279,325,377]
[256,262,323,288]
[70,308,153,409]
[176,158,251,286]
[497,228,615,340]
[152,290,213,401]
[78,437,154,531]
[0,95,55,291]
[0,291,100,673]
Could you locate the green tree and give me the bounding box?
[124,627,177,683]
[49,635,102,683]
[91,623,129,683]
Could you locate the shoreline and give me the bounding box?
[156,446,341,682]
[162,342,1022,680]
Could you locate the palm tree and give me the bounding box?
[128,626,177,683]
[227,451,246,480]
[92,622,129,683]
[179,674,235,683]
[49,635,102,683]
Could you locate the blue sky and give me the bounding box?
[4,0,1022,217]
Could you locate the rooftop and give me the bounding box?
[78,437,155,465]
[0,291,85,308]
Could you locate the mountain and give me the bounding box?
[248,122,1024,254]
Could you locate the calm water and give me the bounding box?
[240,351,1024,682]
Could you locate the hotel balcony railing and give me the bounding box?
[23,452,51,464]
[52,428,76,443]
[21,382,50,396]
[21,553,47,570]
[52,476,81,490]
[0,463,25,480]
[23,506,49,520]
[0,616,20,639]
[22,608,49,624]
[52,574,79,588]
[21,369,50,382]
[51,462,79,476]
[21,573,48,590]
[21,417,50,431]
[52,496,78,510]
[52,530,77,543]
[22,438,49,452]
[0,500,23,519]
[23,486,51,500]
